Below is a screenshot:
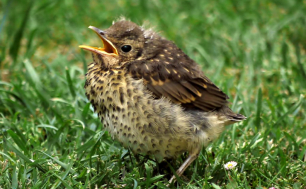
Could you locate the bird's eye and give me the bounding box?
[121,45,132,52]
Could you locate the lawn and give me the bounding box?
[0,0,305,188]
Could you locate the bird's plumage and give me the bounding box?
[80,19,246,183]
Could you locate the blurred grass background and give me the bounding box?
[0,0,306,188]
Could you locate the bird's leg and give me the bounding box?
[169,148,201,184]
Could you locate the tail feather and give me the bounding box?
[229,113,247,122]
[218,106,246,125]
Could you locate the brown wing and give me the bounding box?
[127,56,229,111]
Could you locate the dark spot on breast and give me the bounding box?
[113,106,121,112]
[90,89,96,96]
[137,96,141,102]
[109,70,114,76]
[118,94,124,104]
[90,99,95,105]
[127,89,132,97]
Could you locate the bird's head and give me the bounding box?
[79,20,162,69]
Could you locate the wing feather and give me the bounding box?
[126,42,229,111]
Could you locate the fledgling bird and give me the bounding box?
[79,19,246,183]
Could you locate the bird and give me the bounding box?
[79,18,246,183]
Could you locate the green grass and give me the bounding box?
[1,0,306,188]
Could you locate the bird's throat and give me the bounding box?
[92,53,120,70]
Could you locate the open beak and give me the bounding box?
[79,26,118,56]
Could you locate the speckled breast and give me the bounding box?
[84,62,204,161]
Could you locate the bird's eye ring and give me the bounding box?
[121,45,132,52]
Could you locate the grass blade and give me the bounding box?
[9,2,33,62]
[65,67,76,98]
